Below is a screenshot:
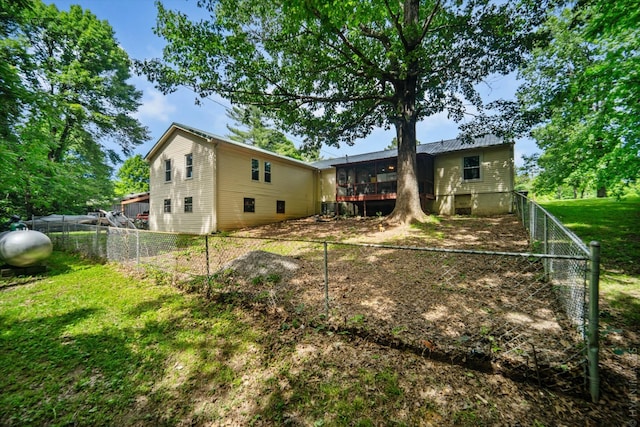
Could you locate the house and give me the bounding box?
[313,134,515,217]
[145,123,514,233]
[145,123,318,234]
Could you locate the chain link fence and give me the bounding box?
[514,192,592,326]
[513,191,599,401]
[34,201,599,401]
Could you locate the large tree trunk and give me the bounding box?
[387,62,428,222]
[387,115,427,224]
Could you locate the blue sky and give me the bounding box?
[47,0,538,165]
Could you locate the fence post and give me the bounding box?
[324,241,329,316]
[588,241,601,403]
[205,235,210,277]
[530,202,536,242]
[136,230,140,265]
[95,223,100,257]
[543,214,549,280]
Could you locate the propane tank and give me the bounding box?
[0,228,53,268]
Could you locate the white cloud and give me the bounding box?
[134,88,177,122]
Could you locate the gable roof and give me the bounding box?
[145,122,316,169]
[311,134,507,169]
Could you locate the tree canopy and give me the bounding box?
[139,0,547,223]
[226,105,319,161]
[516,0,639,197]
[114,155,150,197]
[0,1,149,218]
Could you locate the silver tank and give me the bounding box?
[0,230,53,267]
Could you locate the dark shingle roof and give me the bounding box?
[311,134,505,169]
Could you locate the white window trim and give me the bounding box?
[184,196,193,213]
[164,159,172,182]
[251,159,260,181]
[264,161,272,183]
[462,154,482,182]
[185,153,193,180]
[163,198,172,213]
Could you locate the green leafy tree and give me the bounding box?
[514,153,539,193]
[517,0,640,198]
[226,105,319,161]
[0,1,149,218]
[138,0,547,223]
[0,0,32,216]
[114,155,150,197]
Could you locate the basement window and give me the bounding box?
[276,200,285,214]
[163,199,171,213]
[244,197,255,213]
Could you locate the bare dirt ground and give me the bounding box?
[233,214,532,251]
[135,214,637,425]
[190,214,636,425]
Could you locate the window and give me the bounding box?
[163,199,171,213]
[276,200,285,214]
[264,161,271,183]
[463,155,481,180]
[184,197,193,213]
[185,153,193,179]
[251,159,259,181]
[244,197,255,213]
[164,159,172,182]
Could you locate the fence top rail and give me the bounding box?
[210,233,590,260]
[43,211,589,261]
[515,192,590,257]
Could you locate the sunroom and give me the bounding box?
[332,153,435,216]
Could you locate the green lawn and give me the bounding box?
[0,252,258,425]
[2,252,434,426]
[539,195,640,326]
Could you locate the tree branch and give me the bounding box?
[358,24,391,51]
[419,0,442,44]
[384,0,410,50]
[311,9,384,78]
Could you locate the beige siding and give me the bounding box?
[147,125,515,230]
[432,145,514,215]
[317,168,336,209]
[216,144,317,230]
[147,129,215,233]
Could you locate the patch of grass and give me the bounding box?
[348,314,366,325]
[260,366,408,425]
[539,195,639,274]
[539,195,640,327]
[410,216,445,239]
[0,252,258,426]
